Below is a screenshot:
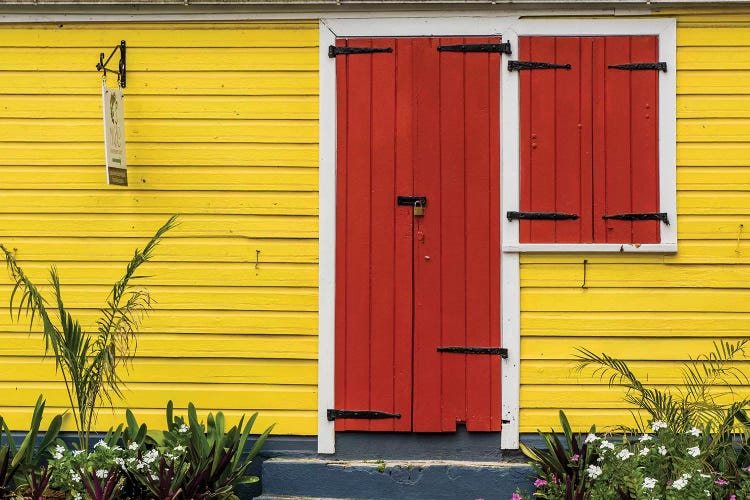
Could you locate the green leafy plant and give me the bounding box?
[0,215,178,450]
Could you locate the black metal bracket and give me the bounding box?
[507,211,579,221]
[96,40,127,88]
[397,196,427,207]
[329,45,393,58]
[438,42,512,54]
[609,62,667,72]
[602,212,670,225]
[508,60,571,71]
[437,346,508,358]
[327,409,401,421]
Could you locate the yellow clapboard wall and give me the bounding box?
[0,21,319,434]
[520,10,750,432]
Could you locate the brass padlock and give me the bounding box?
[413,200,425,217]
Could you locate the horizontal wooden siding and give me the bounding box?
[0,21,319,434]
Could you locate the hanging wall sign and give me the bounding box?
[102,83,127,186]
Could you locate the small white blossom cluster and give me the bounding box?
[670,473,692,491]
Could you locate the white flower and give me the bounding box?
[70,472,81,483]
[672,477,688,490]
[143,449,159,464]
[650,420,668,431]
[687,446,701,457]
[587,465,603,479]
[687,427,701,436]
[174,444,185,453]
[93,440,108,449]
[179,424,189,433]
[129,442,139,450]
[639,434,653,442]
[616,449,634,460]
[95,469,108,479]
[73,494,82,500]
[72,449,84,456]
[658,446,667,456]
[640,447,650,456]
[584,433,600,444]
[151,474,159,481]
[643,477,658,489]
[599,440,614,451]
[53,444,65,460]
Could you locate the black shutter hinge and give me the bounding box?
[329,46,393,58]
[508,60,571,71]
[437,346,508,358]
[327,409,402,421]
[438,42,512,54]
[602,212,669,225]
[507,211,579,221]
[397,196,427,207]
[609,62,667,72]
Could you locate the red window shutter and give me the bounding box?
[593,36,661,244]
[519,36,594,243]
[519,35,661,245]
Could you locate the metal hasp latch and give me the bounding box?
[602,212,670,225]
[329,46,393,58]
[398,196,427,217]
[437,42,512,54]
[609,62,667,72]
[327,409,402,421]
[507,211,579,221]
[508,61,571,71]
[96,40,127,88]
[437,346,508,358]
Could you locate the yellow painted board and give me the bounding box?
[678,27,750,46]
[0,191,318,215]
[0,407,315,436]
[519,409,646,433]
[677,95,750,118]
[677,47,750,70]
[0,333,317,358]
[1,166,319,192]
[678,167,750,191]
[0,285,317,311]
[664,240,750,263]
[519,254,665,265]
[0,119,318,144]
[522,311,750,337]
[0,261,318,287]
[0,382,316,411]
[0,25,318,48]
[0,95,319,119]
[678,143,750,167]
[678,118,750,142]
[521,288,750,312]
[2,47,318,71]
[0,310,317,336]
[520,262,750,287]
[679,191,750,214]
[520,336,746,361]
[0,357,316,383]
[0,71,318,95]
[1,237,318,264]
[678,71,750,95]
[0,214,318,238]
[521,360,711,386]
[0,142,318,167]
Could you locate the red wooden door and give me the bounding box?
[335,37,501,433]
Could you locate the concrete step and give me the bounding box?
[258,458,533,500]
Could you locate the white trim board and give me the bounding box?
[318,15,676,453]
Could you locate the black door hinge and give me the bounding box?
[327,409,402,421]
[329,45,393,58]
[438,42,512,54]
[437,346,508,358]
[602,212,669,225]
[507,211,579,221]
[508,60,571,71]
[609,62,667,72]
[397,196,427,207]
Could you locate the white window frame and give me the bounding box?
[318,14,676,454]
[501,18,677,253]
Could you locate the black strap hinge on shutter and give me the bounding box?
[328,46,393,58]
[508,60,571,71]
[327,409,401,421]
[437,42,512,54]
[609,62,667,72]
[602,212,670,225]
[437,346,508,358]
[507,211,579,221]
